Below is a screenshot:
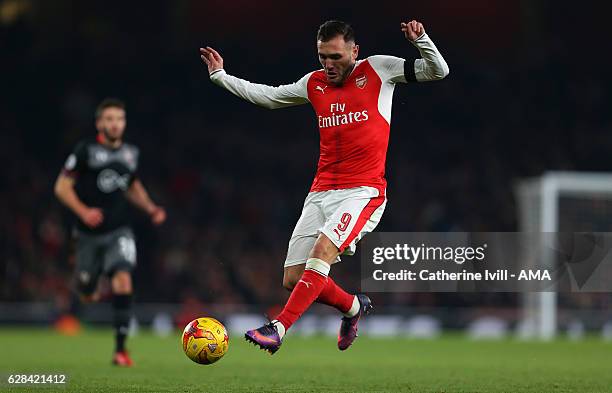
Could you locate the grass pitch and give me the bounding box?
[1,328,611,392]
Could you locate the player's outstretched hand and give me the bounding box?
[200,46,224,74]
[150,206,167,226]
[401,20,425,42]
[81,207,104,228]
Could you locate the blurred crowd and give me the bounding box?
[1,1,611,313]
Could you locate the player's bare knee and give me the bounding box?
[116,282,132,294]
[112,271,132,294]
[282,272,294,290]
[309,238,339,263]
[114,285,132,295]
[282,267,303,291]
[283,276,296,291]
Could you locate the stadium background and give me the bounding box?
[1,0,611,334]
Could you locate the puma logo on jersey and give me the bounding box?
[315,85,327,94]
[298,280,312,288]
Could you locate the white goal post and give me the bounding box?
[516,171,612,339]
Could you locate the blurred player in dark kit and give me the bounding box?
[55,98,166,366]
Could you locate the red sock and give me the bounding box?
[275,269,327,330]
[316,277,354,314]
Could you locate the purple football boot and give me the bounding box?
[245,322,282,354]
[338,294,373,351]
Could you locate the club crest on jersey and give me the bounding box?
[355,74,367,89]
[315,85,328,94]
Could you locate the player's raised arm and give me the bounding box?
[401,20,449,81]
[200,46,310,109]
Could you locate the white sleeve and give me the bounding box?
[367,55,407,84]
[209,70,310,109]
[411,33,449,82]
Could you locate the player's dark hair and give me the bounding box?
[317,20,355,43]
[95,98,126,119]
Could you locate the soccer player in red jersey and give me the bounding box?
[201,20,448,354]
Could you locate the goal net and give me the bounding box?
[515,171,612,339]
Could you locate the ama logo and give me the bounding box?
[518,270,551,280]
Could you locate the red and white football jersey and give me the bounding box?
[213,55,406,192]
[210,34,448,192]
[303,56,406,191]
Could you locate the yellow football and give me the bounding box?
[181,317,229,365]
